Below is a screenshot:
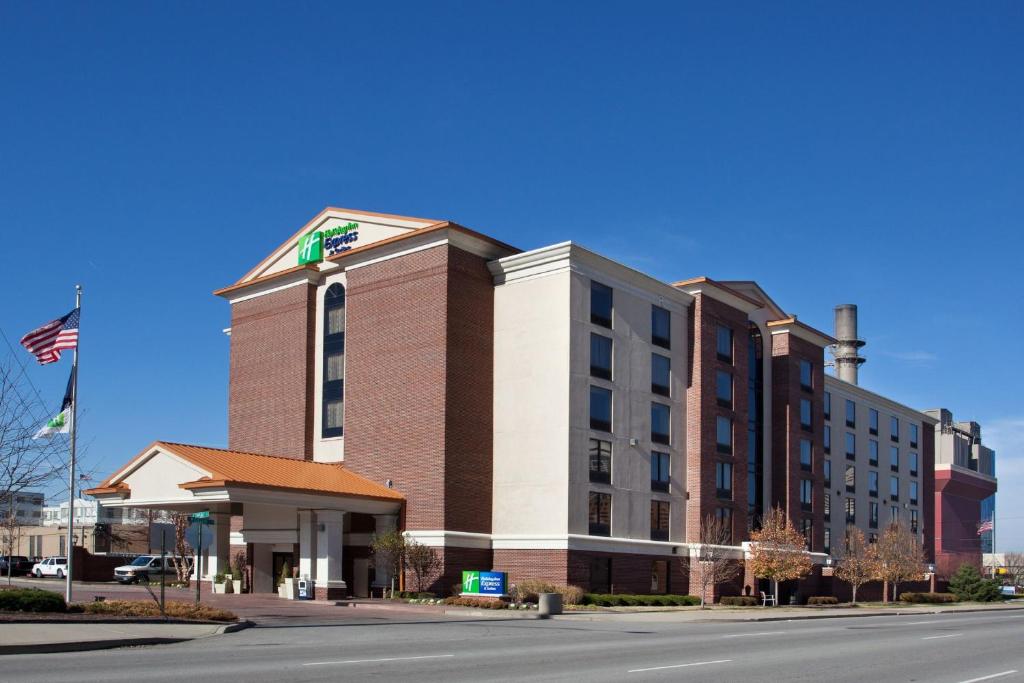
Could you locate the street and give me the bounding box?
[1,609,1022,682]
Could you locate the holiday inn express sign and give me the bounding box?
[298,222,361,264]
[461,570,507,596]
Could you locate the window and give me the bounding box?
[869,408,879,435]
[909,452,919,477]
[800,439,812,472]
[716,461,733,499]
[910,423,919,449]
[845,432,856,460]
[910,509,919,533]
[824,528,831,555]
[869,440,879,466]
[716,416,733,454]
[589,492,611,536]
[869,470,878,497]
[891,505,900,523]
[651,451,670,492]
[590,557,611,593]
[716,325,733,363]
[846,400,856,428]
[824,459,832,487]
[910,481,918,506]
[716,507,733,542]
[589,439,611,484]
[845,464,856,493]
[651,560,669,594]
[824,391,831,421]
[651,354,671,397]
[846,497,856,524]
[870,501,879,528]
[651,403,671,445]
[590,334,612,380]
[890,446,899,472]
[824,493,831,521]
[590,281,612,327]
[651,305,670,349]
[869,533,878,544]
[590,386,612,432]
[800,359,813,390]
[824,425,831,454]
[800,479,813,511]
[322,283,346,438]
[890,476,899,501]
[650,501,670,541]
[890,416,900,442]
[715,370,732,408]
[800,398,812,431]
[801,518,813,548]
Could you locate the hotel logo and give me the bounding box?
[297,231,323,265]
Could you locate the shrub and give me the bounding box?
[898,592,958,604]
[398,591,436,600]
[443,596,508,609]
[0,588,67,613]
[580,593,700,607]
[807,596,839,605]
[720,595,759,606]
[511,580,585,605]
[79,600,236,621]
[948,564,1003,602]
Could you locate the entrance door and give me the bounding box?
[353,558,369,598]
[272,552,293,587]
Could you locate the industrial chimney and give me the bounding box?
[832,304,866,385]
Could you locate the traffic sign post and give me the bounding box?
[189,511,213,606]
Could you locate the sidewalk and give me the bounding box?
[0,621,242,655]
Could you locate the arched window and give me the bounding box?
[322,283,345,438]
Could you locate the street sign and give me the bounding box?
[190,510,210,520]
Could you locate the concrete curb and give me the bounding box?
[0,620,254,655]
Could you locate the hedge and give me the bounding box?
[807,596,839,605]
[444,596,510,609]
[720,595,759,606]
[0,588,67,613]
[580,594,700,607]
[898,592,959,604]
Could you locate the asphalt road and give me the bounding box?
[1,609,1022,682]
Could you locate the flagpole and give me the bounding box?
[64,285,81,604]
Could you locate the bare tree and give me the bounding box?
[870,523,924,602]
[748,506,813,604]
[404,539,442,593]
[684,514,742,608]
[834,526,874,604]
[1002,552,1024,589]
[370,529,405,598]
[0,361,68,583]
[171,512,193,585]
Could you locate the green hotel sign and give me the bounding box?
[297,222,360,265]
[461,570,507,596]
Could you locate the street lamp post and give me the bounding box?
[927,563,936,594]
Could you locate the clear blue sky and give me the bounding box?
[1,3,1020,548]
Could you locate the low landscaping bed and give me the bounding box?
[580,594,700,607]
[898,592,958,604]
[80,600,237,621]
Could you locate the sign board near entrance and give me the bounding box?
[461,570,507,596]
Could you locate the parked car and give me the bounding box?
[31,556,68,578]
[113,555,190,584]
[0,555,34,576]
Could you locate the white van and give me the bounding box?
[113,555,190,584]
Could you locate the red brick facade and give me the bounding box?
[228,282,316,459]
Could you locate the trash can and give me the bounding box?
[297,578,315,600]
[538,592,562,618]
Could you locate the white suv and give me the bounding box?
[32,556,68,578]
[114,555,190,584]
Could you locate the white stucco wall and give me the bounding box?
[120,451,211,504]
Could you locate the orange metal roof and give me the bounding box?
[90,441,403,503]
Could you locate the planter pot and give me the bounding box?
[231,580,242,594]
[212,582,228,595]
[278,578,298,599]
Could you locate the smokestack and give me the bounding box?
[832,304,866,384]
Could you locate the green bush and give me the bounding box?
[949,564,1003,602]
[443,596,509,609]
[720,595,759,606]
[0,588,68,613]
[398,591,437,600]
[807,596,839,605]
[898,592,958,604]
[580,593,700,607]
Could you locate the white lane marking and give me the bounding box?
[921,633,962,640]
[303,654,455,667]
[628,659,732,673]
[959,671,1018,683]
[904,621,937,625]
[722,631,786,638]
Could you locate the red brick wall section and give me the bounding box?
[494,549,690,595]
[770,332,825,552]
[344,246,451,530]
[228,283,316,459]
[493,549,570,587]
[685,294,750,544]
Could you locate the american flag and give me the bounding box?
[978,519,994,535]
[19,308,80,364]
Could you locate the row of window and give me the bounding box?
[824,393,920,447]
[588,491,733,542]
[590,334,673,396]
[591,280,672,349]
[826,426,920,476]
[825,461,919,504]
[823,498,920,532]
[590,438,738,501]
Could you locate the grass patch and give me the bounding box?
[79,600,237,621]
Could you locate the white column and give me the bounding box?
[372,514,399,588]
[316,510,346,598]
[298,510,316,580]
[206,511,231,580]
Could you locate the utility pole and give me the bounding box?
[64,284,81,604]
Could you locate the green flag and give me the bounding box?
[33,369,74,439]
